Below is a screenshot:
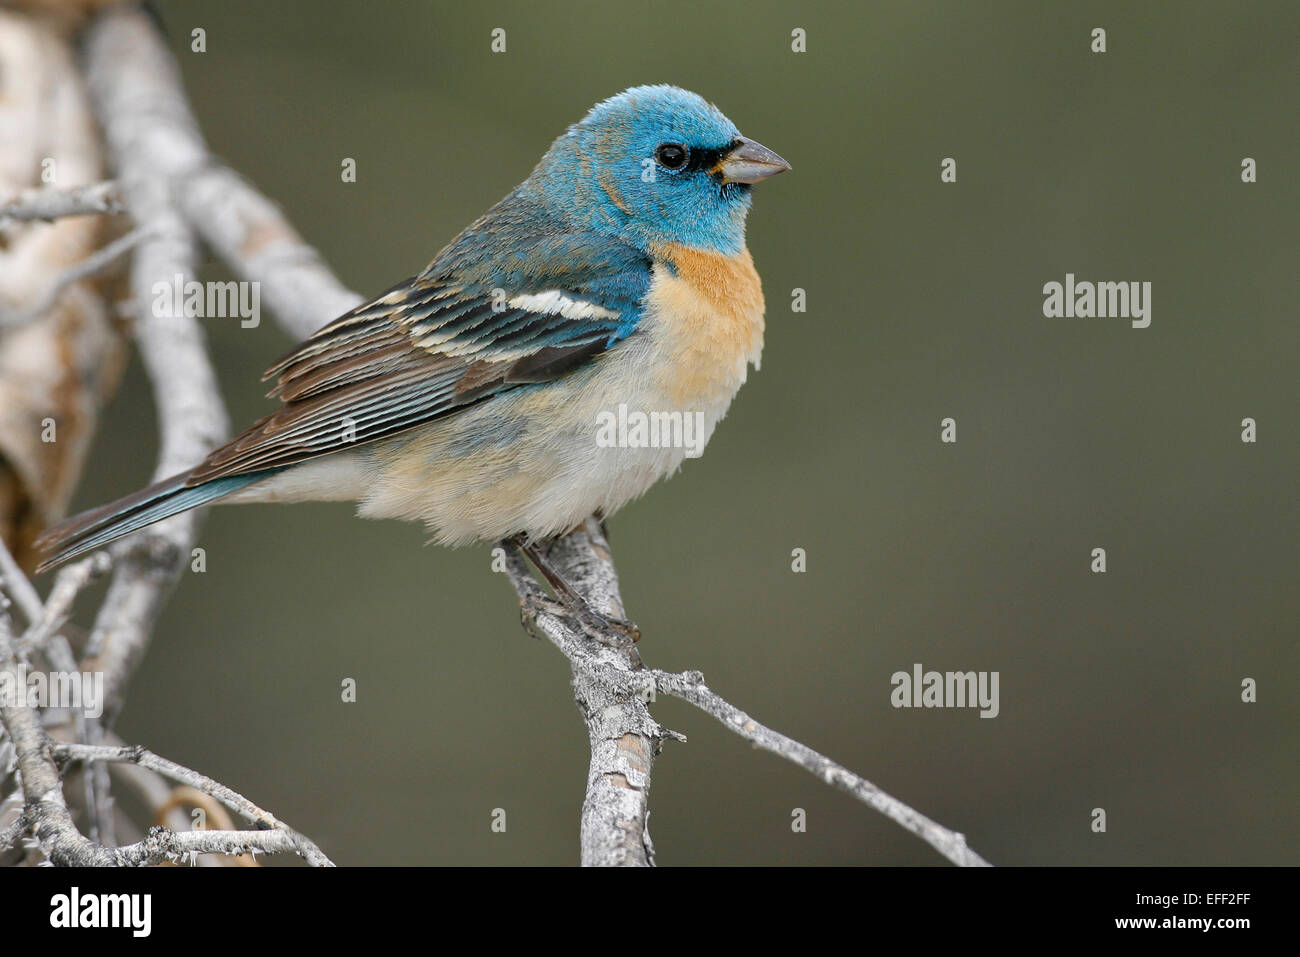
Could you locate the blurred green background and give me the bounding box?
[70,0,1299,864]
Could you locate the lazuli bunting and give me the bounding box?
[35,85,789,633]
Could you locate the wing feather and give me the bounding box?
[184,194,651,488]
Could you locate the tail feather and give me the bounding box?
[34,469,278,572]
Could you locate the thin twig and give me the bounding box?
[0,596,115,865]
[155,785,259,865]
[0,180,124,228]
[114,825,313,866]
[652,670,992,867]
[1,577,331,865]
[91,728,235,865]
[52,742,333,867]
[16,551,112,657]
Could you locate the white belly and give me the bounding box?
[353,329,742,544]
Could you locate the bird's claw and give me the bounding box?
[519,593,565,639]
[520,591,640,648]
[575,606,641,647]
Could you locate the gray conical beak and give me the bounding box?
[717,137,791,184]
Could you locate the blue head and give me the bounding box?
[523,85,789,256]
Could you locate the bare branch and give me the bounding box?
[1,550,331,866]
[89,728,245,864]
[0,807,26,854]
[79,8,363,343]
[179,164,364,340]
[52,742,333,867]
[0,6,336,871]
[0,181,124,229]
[14,551,112,658]
[0,596,115,865]
[502,522,993,867]
[155,786,258,865]
[82,8,230,728]
[652,670,992,867]
[502,522,672,866]
[113,826,312,866]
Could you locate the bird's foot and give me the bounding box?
[519,593,564,640]
[520,590,640,648]
[572,602,641,648]
[570,600,644,670]
[508,534,641,647]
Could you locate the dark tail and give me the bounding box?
[34,469,277,573]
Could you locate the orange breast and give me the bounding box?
[646,243,766,408]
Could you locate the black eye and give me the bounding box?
[654,143,688,171]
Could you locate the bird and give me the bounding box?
[34,84,789,639]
